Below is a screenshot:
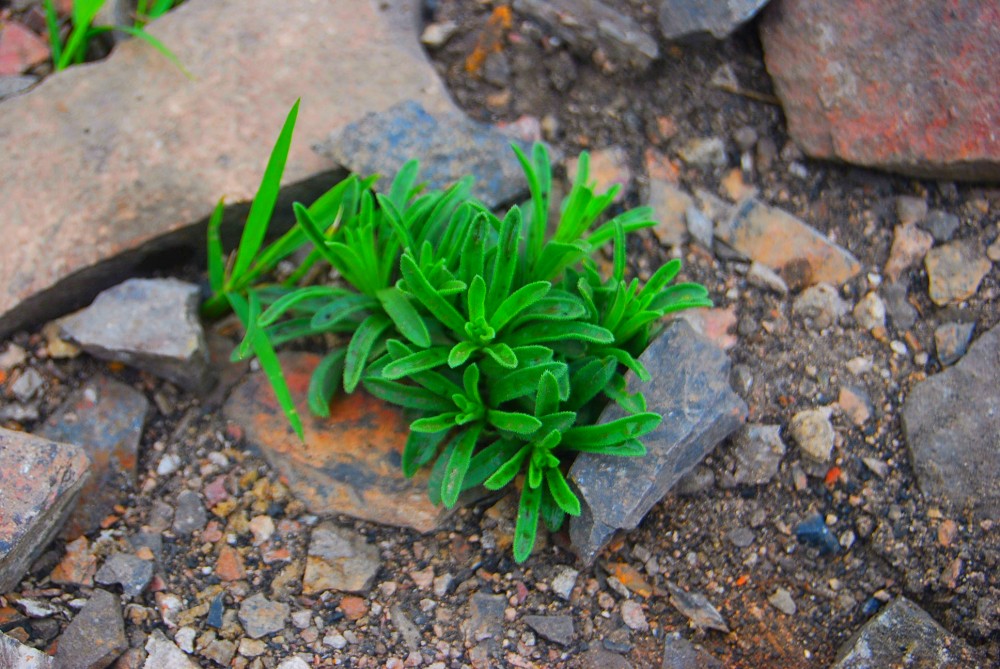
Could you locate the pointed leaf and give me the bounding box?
[376,287,431,347]
[362,377,455,412]
[344,313,393,392]
[411,412,460,433]
[506,321,614,347]
[487,410,542,435]
[484,444,531,490]
[382,346,452,380]
[489,281,552,332]
[308,349,346,417]
[562,412,661,448]
[448,341,478,368]
[545,467,581,516]
[535,371,561,417]
[400,254,467,336]
[402,429,449,478]
[513,483,542,563]
[441,425,482,508]
[483,342,518,369]
[464,439,522,490]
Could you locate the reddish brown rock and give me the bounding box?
[0,0,455,337]
[224,352,447,533]
[0,427,91,591]
[215,545,246,582]
[760,0,1000,181]
[0,21,49,76]
[50,536,98,587]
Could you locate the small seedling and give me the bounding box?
[206,102,713,561]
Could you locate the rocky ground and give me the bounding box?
[1,1,998,668]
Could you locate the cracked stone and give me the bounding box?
[302,523,381,595]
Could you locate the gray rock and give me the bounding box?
[302,522,381,595]
[665,582,729,633]
[648,179,693,248]
[792,283,848,329]
[727,527,755,548]
[678,137,727,169]
[925,240,992,305]
[788,407,835,463]
[1,630,55,669]
[171,490,207,536]
[389,605,422,652]
[730,424,786,485]
[852,292,886,331]
[569,320,747,563]
[767,588,797,615]
[746,262,789,296]
[831,598,980,669]
[882,283,917,331]
[0,75,38,101]
[143,630,198,669]
[200,639,236,666]
[903,324,1000,520]
[420,21,459,49]
[550,566,579,601]
[463,593,506,656]
[37,375,149,539]
[317,100,531,210]
[238,593,289,639]
[934,322,975,366]
[524,615,575,646]
[658,0,769,40]
[54,589,127,669]
[661,632,722,669]
[579,647,633,669]
[0,0,454,338]
[674,465,715,496]
[895,196,928,225]
[95,552,155,597]
[10,368,43,401]
[60,279,211,391]
[0,427,91,592]
[920,210,960,242]
[685,206,714,250]
[513,0,659,71]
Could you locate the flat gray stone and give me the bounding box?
[302,523,381,595]
[95,552,155,597]
[60,279,211,391]
[36,375,149,539]
[143,630,198,669]
[729,424,785,485]
[171,490,207,536]
[513,0,659,70]
[935,322,975,366]
[658,0,769,40]
[462,593,506,657]
[569,320,747,563]
[0,75,37,101]
[238,593,289,639]
[902,324,1000,520]
[0,0,455,337]
[0,427,91,592]
[0,630,54,669]
[661,632,722,669]
[317,100,530,209]
[54,589,127,669]
[524,615,575,646]
[832,598,980,669]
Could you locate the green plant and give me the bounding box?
[43,0,187,74]
[207,103,713,562]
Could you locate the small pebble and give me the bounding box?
[768,588,797,615]
[620,600,648,631]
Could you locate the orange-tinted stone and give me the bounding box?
[339,595,368,621]
[50,536,97,587]
[216,545,246,582]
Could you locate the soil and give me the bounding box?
[2,1,999,668]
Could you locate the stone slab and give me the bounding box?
[569,320,747,563]
[0,0,455,337]
[54,589,127,669]
[658,0,770,40]
[0,427,91,592]
[0,630,54,668]
[224,352,446,533]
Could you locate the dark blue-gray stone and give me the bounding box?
[95,552,154,597]
[54,589,127,669]
[658,0,771,40]
[902,324,1000,520]
[569,320,747,563]
[316,100,532,209]
[524,614,575,646]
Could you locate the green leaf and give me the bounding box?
[462,364,482,405]
[506,293,587,327]
[308,349,346,417]
[377,287,431,348]
[427,435,457,506]
[648,283,713,313]
[486,206,523,311]
[566,357,617,410]
[562,412,661,448]
[448,341,478,368]
[613,220,627,283]
[411,412,460,433]
[506,321,615,347]
[484,444,531,490]
[487,410,542,435]
[343,314,393,392]
[545,467,581,516]
[489,281,551,332]
[527,458,543,489]
[441,425,482,508]
[310,294,377,330]
[604,347,651,382]
[362,377,455,412]
[230,101,299,281]
[606,374,648,414]
[463,439,522,490]
[388,159,421,208]
[400,254,467,337]
[43,0,63,66]
[382,346,451,380]
[569,438,648,456]
[401,430,448,477]
[489,362,567,404]
[540,485,566,532]
[235,289,263,360]
[258,286,352,326]
[535,371,561,417]
[459,214,487,285]
[513,483,542,563]
[640,258,683,303]
[206,198,225,292]
[467,275,487,325]
[483,342,518,369]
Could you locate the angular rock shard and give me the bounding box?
[0,630,54,669]
[658,0,770,40]
[54,589,127,669]
[760,0,1000,181]
[902,324,1000,520]
[569,320,747,563]
[0,0,455,337]
[0,427,91,592]
[302,523,381,595]
[317,100,530,209]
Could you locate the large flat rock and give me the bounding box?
[760,0,1000,181]
[0,0,454,337]
[569,320,747,563]
[902,324,1000,521]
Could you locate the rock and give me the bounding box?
[795,514,841,555]
[925,240,992,305]
[1,629,55,668]
[647,174,693,248]
[566,146,631,203]
[788,407,835,462]
[831,598,980,668]
[171,491,207,536]
[675,465,715,496]
[768,588,797,615]
[895,196,928,226]
[143,630,197,669]
[419,20,458,49]
[569,320,746,563]
[882,283,917,331]
[238,593,289,639]
[200,639,235,666]
[550,566,579,601]
[837,385,872,426]
[673,305,738,351]
[677,137,727,169]
[685,206,714,250]
[10,368,43,402]
[579,647,633,669]
[934,322,975,366]
[389,605,421,652]
[523,615,575,646]
[36,375,149,539]
[852,292,886,331]
[792,283,848,329]
[760,1,1000,180]
[0,74,37,100]
[95,553,154,597]
[462,593,506,656]
[0,343,27,370]
[716,198,861,290]
[746,261,789,296]
[317,99,530,210]
[665,582,729,633]
[902,324,1000,520]
[657,0,769,40]
[54,589,127,669]
[729,424,785,485]
[512,0,659,71]
[214,545,246,583]
[987,235,1000,262]
[0,0,454,337]
[661,632,723,669]
[0,427,90,592]
[50,536,98,587]
[59,279,211,391]
[276,659,311,669]
[0,21,49,76]
[920,210,961,242]
[224,352,449,533]
[884,224,934,283]
[302,523,381,595]
[620,600,649,631]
